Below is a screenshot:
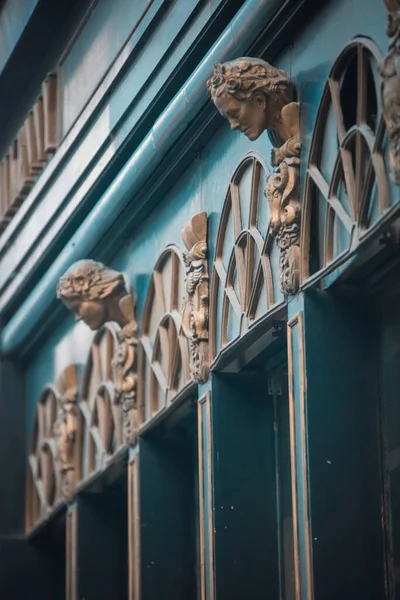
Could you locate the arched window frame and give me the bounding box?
[139,245,193,425]
[301,36,397,288]
[209,151,285,365]
[26,385,61,530]
[79,324,122,480]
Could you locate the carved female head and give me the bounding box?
[57,260,127,330]
[207,57,295,141]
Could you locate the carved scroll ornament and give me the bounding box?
[111,296,139,446]
[381,0,400,184]
[265,111,301,294]
[207,57,301,294]
[53,365,78,501]
[57,260,139,445]
[181,212,209,382]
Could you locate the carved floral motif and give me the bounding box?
[57,260,139,445]
[381,0,400,184]
[181,212,209,382]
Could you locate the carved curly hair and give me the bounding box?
[57,260,126,302]
[207,57,295,108]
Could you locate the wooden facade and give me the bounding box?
[0,0,399,598]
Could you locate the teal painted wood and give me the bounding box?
[0,0,285,357]
[0,0,39,75]
[76,485,128,599]
[210,372,279,598]
[60,0,150,135]
[0,0,202,304]
[291,291,386,599]
[139,420,199,599]
[24,126,272,431]
[0,536,65,598]
[20,0,391,445]
[199,395,215,600]
[287,298,314,600]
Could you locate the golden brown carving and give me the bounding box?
[27,386,59,527]
[112,296,139,446]
[381,0,400,184]
[27,364,80,529]
[53,365,79,501]
[0,73,58,234]
[182,212,209,382]
[209,153,284,361]
[207,58,296,141]
[57,260,139,445]
[302,39,388,284]
[140,247,191,421]
[265,108,301,295]
[207,58,301,294]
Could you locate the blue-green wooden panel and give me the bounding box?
[60,0,151,134]
[76,479,128,600]
[294,291,386,599]
[0,0,39,75]
[210,372,279,599]
[0,536,65,598]
[138,408,199,600]
[23,0,392,468]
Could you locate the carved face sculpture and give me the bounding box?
[57,260,127,330]
[212,92,268,141]
[63,297,107,330]
[207,58,295,141]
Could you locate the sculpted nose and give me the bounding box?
[75,314,82,322]
[229,119,240,131]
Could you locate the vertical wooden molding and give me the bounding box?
[129,455,140,600]
[382,0,400,185]
[288,313,313,600]
[197,400,206,600]
[128,459,133,600]
[33,96,46,163]
[66,504,78,600]
[198,393,215,600]
[288,317,301,600]
[43,73,58,153]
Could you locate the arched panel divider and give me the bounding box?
[139,245,193,425]
[301,37,399,287]
[210,152,285,365]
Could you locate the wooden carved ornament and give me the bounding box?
[181,212,209,382]
[53,365,78,501]
[381,0,400,184]
[57,260,139,445]
[207,57,301,294]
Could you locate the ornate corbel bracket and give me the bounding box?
[265,103,301,295]
[181,212,209,383]
[57,260,139,446]
[207,57,301,294]
[381,0,400,184]
[111,294,139,446]
[53,365,79,502]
